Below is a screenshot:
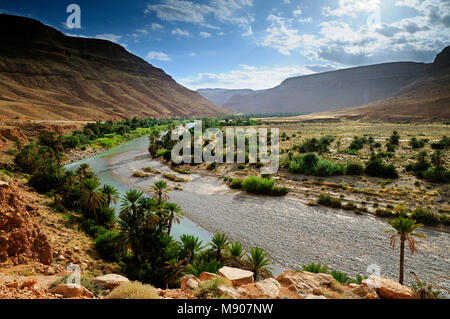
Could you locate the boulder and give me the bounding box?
[237,283,265,299]
[20,278,37,289]
[49,284,94,298]
[351,284,379,299]
[92,274,129,289]
[218,267,254,286]
[180,275,200,290]
[199,272,218,282]
[276,270,334,294]
[255,278,281,299]
[362,277,414,299]
[218,286,240,299]
[277,284,303,299]
[5,281,19,289]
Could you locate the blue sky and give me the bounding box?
[0,0,449,90]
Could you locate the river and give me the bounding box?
[66,135,450,286]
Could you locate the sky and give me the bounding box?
[0,0,449,90]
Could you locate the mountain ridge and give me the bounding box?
[0,14,229,120]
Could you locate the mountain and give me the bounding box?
[220,62,436,115]
[273,47,450,122]
[0,14,228,121]
[197,88,260,107]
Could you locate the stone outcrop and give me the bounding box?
[49,284,94,298]
[218,267,254,286]
[93,274,129,290]
[276,270,334,294]
[363,277,414,299]
[0,183,53,265]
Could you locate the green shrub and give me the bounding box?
[439,214,450,226]
[230,178,242,189]
[315,160,345,177]
[185,259,222,278]
[365,156,399,179]
[301,262,329,274]
[95,230,121,261]
[241,176,275,194]
[270,186,289,196]
[410,208,440,226]
[345,161,364,175]
[194,277,232,298]
[423,168,450,183]
[207,162,217,170]
[331,270,349,284]
[410,137,425,149]
[317,193,342,208]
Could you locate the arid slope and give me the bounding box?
[0,14,228,121]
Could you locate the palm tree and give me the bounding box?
[387,217,426,284]
[76,163,91,181]
[150,180,171,208]
[246,247,271,281]
[226,242,245,259]
[120,189,144,217]
[78,178,104,224]
[180,235,204,263]
[102,185,120,208]
[116,190,145,260]
[164,202,183,235]
[138,197,161,229]
[210,233,229,261]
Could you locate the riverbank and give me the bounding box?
[100,139,449,286]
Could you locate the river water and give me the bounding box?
[66,136,449,286]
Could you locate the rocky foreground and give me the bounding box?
[0,266,416,299]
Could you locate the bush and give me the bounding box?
[365,156,399,179]
[185,259,222,278]
[315,160,345,177]
[95,230,121,261]
[349,136,367,151]
[423,168,450,183]
[440,214,450,226]
[301,262,329,274]
[410,137,425,149]
[410,208,440,226]
[317,193,342,208]
[331,270,350,284]
[194,277,232,298]
[107,282,159,299]
[241,176,275,194]
[389,131,400,145]
[207,162,217,170]
[345,161,364,175]
[230,178,242,189]
[270,186,290,196]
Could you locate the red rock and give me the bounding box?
[218,267,254,286]
[20,278,37,289]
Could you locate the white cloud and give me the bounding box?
[259,15,315,55]
[259,0,449,65]
[145,0,253,35]
[322,0,381,17]
[95,34,122,43]
[180,64,336,90]
[200,31,212,38]
[172,28,191,36]
[146,51,171,61]
[189,52,197,56]
[151,23,164,30]
[293,9,302,17]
